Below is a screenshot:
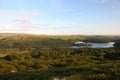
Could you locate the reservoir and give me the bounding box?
[68,42,115,48]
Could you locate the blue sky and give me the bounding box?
[0,0,120,35]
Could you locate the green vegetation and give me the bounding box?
[114,40,120,49]
[83,36,119,43]
[0,48,120,80]
[0,34,77,49]
[0,33,120,80]
[0,33,120,50]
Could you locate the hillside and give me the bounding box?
[0,33,120,80]
[0,33,76,49]
[0,33,120,50]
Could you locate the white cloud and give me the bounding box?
[0,10,10,14]
[19,10,43,16]
[14,18,30,24]
[0,9,44,16]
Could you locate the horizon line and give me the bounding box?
[0,32,120,36]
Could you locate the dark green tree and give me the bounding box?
[114,40,120,49]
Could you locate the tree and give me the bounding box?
[114,40,120,49]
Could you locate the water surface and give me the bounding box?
[68,42,115,48]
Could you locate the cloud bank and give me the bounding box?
[14,18,30,24]
[0,10,43,16]
[0,10,10,14]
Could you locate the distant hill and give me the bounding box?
[0,33,50,40]
[0,33,84,40]
[0,33,119,49]
[0,33,120,42]
[0,33,78,49]
[0,33,42,37]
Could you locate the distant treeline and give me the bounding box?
[0,34,120,49]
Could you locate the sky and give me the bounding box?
[0,0,120,35]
